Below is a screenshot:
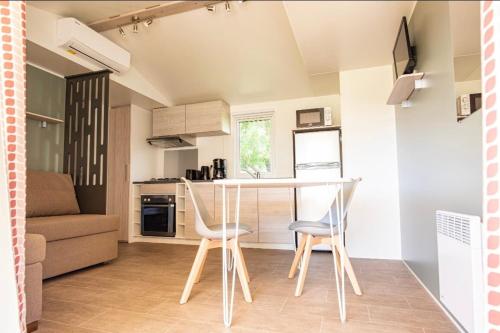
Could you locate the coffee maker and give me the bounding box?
[212,158,227,179]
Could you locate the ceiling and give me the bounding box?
[449,1,481,57]
[27,1,416,105]
[283,1,414,74]
[28,1,167,23]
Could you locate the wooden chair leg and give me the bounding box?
[295,234,313,297]
[194,244,209,284]
[334,236,362,296]
[236,242,250,282]
[180,238,210,304]
[232,240,253,303]
[288,234,307,279]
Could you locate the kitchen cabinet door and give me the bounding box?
[214,187,258,242]
[152,105,186,136]
[257,188,295,244]
[184,183,215,240]
[185,100,230,135]
[107,106,131,241]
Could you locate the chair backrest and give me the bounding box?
[319,178,361,230]
[182,177,213,237]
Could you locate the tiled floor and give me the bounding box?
[37,242,458,333]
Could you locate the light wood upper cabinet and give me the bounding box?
[152,105,186,137]
[214,187,259,242]
[257,188,294,244]
[185,100,230,136]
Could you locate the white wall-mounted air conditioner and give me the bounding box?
[56,17,130,74]
[436,210,483,332]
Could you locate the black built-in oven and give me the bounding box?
[141,195,176,237]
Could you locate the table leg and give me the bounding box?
[329,184,346,322]
[222,185,242,327]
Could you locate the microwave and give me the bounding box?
[457,93,481,116]
[296,107,332,128]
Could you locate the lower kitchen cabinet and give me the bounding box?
[214,187,259,242]
[257,188,295,244]
[183,183,294,245]
[184,183,215,240]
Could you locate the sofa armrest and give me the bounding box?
[25,234,46,265]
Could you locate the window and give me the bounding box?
[235,113,274,176]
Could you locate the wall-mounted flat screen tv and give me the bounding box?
[393,16,416,78]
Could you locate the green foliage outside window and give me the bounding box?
[239,119,271,173]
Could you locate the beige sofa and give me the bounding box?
[26,171,119,279]
[25,234,46,332]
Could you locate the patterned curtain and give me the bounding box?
[0,1,27,332]
[482,1,500,331]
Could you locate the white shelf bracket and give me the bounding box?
[401,100,412,108]
[414,79,426,90]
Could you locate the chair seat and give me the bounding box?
[203,223,253,240]
[288,220,338,236]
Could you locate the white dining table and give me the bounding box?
[213,177,355,327]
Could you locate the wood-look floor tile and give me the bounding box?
[321,319,424,333]
[37,320,106,333]
[80,309,171,333]
[42,299,107,326]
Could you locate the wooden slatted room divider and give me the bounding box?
[63,70,110,214]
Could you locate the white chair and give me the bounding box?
[180,178,253,304]
[288,178,362,297]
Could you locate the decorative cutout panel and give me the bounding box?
[63,70,110,214]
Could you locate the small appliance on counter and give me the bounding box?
[212,158,227,179]
[141,195,176,237]
[200,166,211,180]
[185,169,202,180]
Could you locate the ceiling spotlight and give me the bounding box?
[207,4,216,13]
[132,15,139,33]
[118,26,126,38]
[143,17,153,27]
[225,1,231,13]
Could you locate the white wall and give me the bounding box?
[196,94,341,177]
[455,79,481,97]
[340,65,402,260]
[130,105,164,181]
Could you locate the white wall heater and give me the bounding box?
[436,210,483,332]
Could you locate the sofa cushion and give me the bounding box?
[25,234,46,265]
[26,170,80,217]
[26,215,119,242]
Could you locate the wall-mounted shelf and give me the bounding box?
[387,72,425,106]
[26,112,64,125]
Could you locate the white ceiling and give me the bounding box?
[449,1,481,57]
[28,1,166,23]
[283,1,414,74]
[27,1,418,105]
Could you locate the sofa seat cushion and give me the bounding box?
[26,214,119,242]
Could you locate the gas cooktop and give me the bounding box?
[135,178,181,184]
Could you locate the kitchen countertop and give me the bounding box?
[133,180,214,184]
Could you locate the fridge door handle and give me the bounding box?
[295,162,340,170]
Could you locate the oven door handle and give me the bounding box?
[142,204,174,208]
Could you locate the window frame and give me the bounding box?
[233,110,276,178]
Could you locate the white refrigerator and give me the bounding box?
[294,128,342,250]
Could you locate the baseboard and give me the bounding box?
[402,260,466,333]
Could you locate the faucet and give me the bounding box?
[243,168,261,179]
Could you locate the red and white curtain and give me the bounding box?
[0,1,27,333]
[483,1,500,332]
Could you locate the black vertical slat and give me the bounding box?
[63,70,111,214]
